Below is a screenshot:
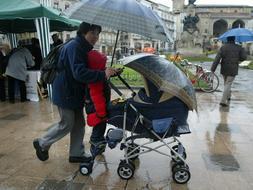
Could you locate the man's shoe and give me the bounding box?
[219,103,228,107]
[69,156,92,163]
[33,139,49,161]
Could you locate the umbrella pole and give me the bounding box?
[110,30,120,67]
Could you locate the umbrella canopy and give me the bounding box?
[121,53,197,111]
[218,28,253,42]
[0,0,80,33]
[65,0,172,42]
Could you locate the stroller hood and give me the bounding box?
[121,53,197,111]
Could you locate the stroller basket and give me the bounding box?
[152,117,174,135]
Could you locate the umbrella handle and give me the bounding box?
[111,30,120,67]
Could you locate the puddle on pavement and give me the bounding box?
[202,153,240,171]
[0,113,26,120]
[36,179,84,190]
[216,124,231,132]
[215,123,240,133]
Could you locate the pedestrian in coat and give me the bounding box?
[5,42,35,103]
[211,36,247,107]
[33,22,118,163]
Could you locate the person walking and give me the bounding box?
[211,36,247,107]
[33,22,118,163]
[5,42,35,103]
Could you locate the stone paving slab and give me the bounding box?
[0,68,253,189]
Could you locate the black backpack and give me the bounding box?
[40,44,64,84]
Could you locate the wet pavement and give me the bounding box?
[0,67,253,190]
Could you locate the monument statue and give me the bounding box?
[177,0,203,55]
[183,14,199,34]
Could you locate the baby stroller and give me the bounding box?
[80,54,197,184]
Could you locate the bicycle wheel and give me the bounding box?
[198,71,219,93]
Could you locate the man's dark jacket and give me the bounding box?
[52,35,106,110]
[211,42,247,76]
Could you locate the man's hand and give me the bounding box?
[105,67,118,79]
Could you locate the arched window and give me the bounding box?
[232,20,245,28]
[213,19,228,37]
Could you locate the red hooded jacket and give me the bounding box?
[86,50,110,126]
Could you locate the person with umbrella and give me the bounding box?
[211,36,247,107]
[33,22,118,163]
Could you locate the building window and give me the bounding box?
[65,4,70,10]
[53,1,59,9]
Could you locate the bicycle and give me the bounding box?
[179,59,219,93]
[166,52,219,93]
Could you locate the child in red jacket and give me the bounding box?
[85,50,111,157]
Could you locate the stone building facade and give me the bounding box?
[172,0,253,53]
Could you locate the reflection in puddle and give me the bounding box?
[202,153,240,171]
[216,124,230,132]
[216,123,240,133]
[204,108,240,171]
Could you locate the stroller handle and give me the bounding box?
[117,75,136,97]
[108,80,124,97]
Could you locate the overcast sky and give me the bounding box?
[154,0,253,9]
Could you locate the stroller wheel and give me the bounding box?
[127,143,140,160]
[171,145,187,162]
[172,164,191,184]
[79,161,93,175]
[120,159,136,170]
[117,160,135,180]
[171,162,189,173]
